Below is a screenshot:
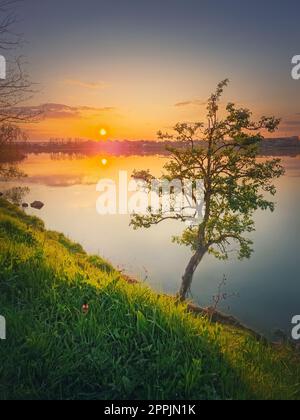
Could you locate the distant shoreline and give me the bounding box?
[4,137,300,160]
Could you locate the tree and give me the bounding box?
[0,0,36,123]
[130,80,285,300]
[0,1,37,204]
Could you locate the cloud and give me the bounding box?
[175,99,206,108]
[64,79,110,90]
[276,119,300,133]
[282,120,300,127]
[12,103,116,120]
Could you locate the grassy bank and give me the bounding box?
[0,198,299,400]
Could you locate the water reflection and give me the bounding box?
[4,153,300,337]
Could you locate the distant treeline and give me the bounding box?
[6,136,300,157]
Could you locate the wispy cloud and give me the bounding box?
[175,99,206,108]
[64,79,110,90]
[277,118,300,133]
[12,103,116,120]
[282,119,300,127]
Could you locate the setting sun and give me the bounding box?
[99,128,107,137]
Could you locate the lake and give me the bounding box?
[5,152,300,337]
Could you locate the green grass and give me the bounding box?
[0,197,299,400]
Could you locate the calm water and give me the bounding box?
[6,153,300,337]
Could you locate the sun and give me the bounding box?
[101,158,108,166]
[99,128,107,137]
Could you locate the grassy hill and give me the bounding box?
[0,198,299,400]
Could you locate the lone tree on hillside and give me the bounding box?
[130,80,284,300]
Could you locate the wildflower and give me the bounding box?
[82,304,89,314]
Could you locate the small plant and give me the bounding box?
[209,275,239,319]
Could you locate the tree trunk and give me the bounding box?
[179,248,206,300]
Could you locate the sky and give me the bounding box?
[10,0,300,140]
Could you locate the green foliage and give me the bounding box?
[0,199,299,400]
[2,187,30,206]
[87,255,115,274]
[0,198,44,230]
[47,231,85,255]
[0,215,37,246]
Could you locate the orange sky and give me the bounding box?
[17,1,300,142]
[22,85,298,142]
